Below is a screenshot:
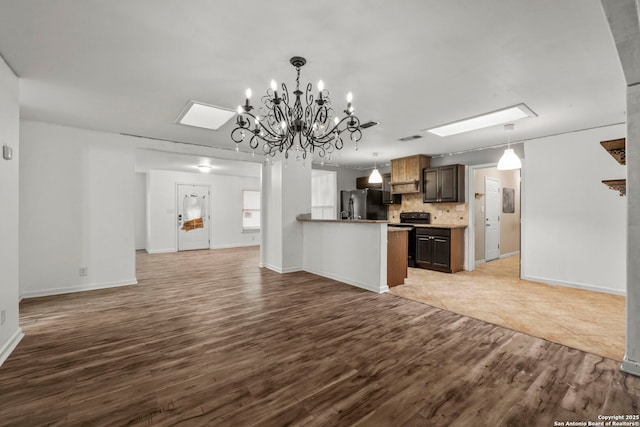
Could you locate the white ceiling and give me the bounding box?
[0,0,626,169]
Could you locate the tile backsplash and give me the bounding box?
[388,193,468,225]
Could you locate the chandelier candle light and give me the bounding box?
[231,56,363,162]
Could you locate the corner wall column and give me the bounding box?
[260,159,311,273]
[600,0,640,376]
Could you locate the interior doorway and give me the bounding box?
[484,176,501,261]
[466,165,522,274]
[177,184,210,251]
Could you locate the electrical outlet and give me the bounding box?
[79,267,88,276]
[1,309,6,326]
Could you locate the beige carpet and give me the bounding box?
[390,255,625,361]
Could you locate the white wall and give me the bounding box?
[135,173,147,250]
[0,56,23,366]
[19,122,137,298]
[522,124,626,294]
[146,169,261,253]
[261,160,311,273]
[302,221,388,293]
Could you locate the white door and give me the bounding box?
[177,184,210,251]
[484,177,501,261]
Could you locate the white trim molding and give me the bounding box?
[621,357,640,377]
[20,279,138,299]
[0,328,24,367]
[522,275,625,296]
[261,264,303,274]
[303,266,389,294]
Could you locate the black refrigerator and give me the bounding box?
[339,189,388,220]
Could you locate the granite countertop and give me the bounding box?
[387,226,412,232]
[412,223,468,229]
[297,218,467,228]
[297,218,388,224]
[387,223,468,229]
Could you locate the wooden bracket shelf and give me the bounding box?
[600,138,626,165]
[602,179,626,197]
[600,138,626,197]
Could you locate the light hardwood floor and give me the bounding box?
[0,247,638,426]
[391,255,625,361]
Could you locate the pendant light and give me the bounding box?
[369,152,383,184]
[497,123,522,170]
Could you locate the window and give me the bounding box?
[311,170,337,219]
[242,189,260,231]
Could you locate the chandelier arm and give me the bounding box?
[232,56,365,161]
[281,83,290,106]
[239,110,283,142]
[305,82,315,106]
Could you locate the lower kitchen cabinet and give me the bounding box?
[387,228,409,287]
[415,227,465,273]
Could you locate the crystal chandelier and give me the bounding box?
[231,56,363,162]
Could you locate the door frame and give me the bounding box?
[464,162,525,275]
[484,176,501,262]
[176,183,211,251]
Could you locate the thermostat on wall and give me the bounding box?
[2,145,12,160]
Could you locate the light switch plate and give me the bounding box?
[2,145,12,160]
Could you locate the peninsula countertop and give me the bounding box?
[388,223,468,229]
[297,218,468,228]
[296,218,388,224]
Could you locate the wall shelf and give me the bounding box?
[600,138,626,197]
[600,138,626,165]
[602,179,626,197]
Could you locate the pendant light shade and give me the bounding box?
[497,123,522,170]
[369,168,383,183]
[369,152,383,183]
[497,148,522,170]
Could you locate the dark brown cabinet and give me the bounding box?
[423,164,465,203]
[382,174,401,204]
[356,176,382,190]
[357,174,401,204]
[415,227,464,273]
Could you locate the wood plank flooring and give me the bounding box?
[1,247,638,426]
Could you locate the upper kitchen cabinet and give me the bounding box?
[390,155,431,194]
[356,174,400,204]
[356,176,382,189]
[423,164,465,203]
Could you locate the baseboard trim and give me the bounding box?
[302,266,388,294]
[499,251,520,258]
[0,328,24,367]
[621,357,640,377]
[147,248,176,254]
[262,263,303,274]
[209,243,260,249]
[475,259,486,265]
[521,274,625,296]
[21,278,138,299]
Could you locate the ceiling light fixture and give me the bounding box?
[497,123,522,170]
[369,152,383,184]
[426,103,536,137]
[177,100,236,130]
[231,56,363,162]
[197,164,213,173]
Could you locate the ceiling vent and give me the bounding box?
[398,134,423,142]
[360,121,379,129]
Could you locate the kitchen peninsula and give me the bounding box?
[298,218,405,293]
